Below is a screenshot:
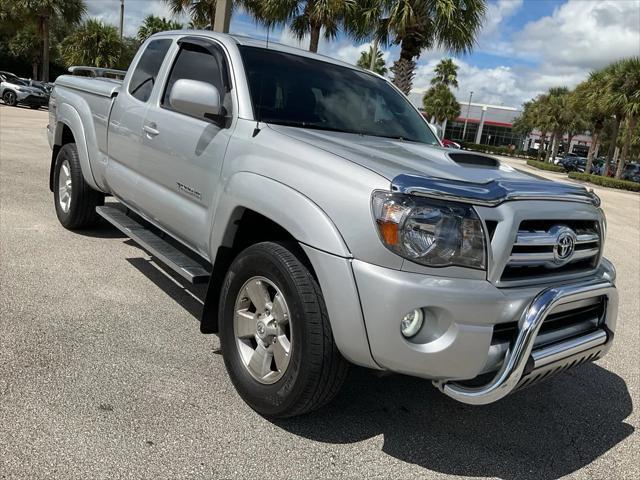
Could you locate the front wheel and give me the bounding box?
[53,143,104,229]
[2,91,17,106]
[219,242,348,418]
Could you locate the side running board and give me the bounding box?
[96,204,211,284]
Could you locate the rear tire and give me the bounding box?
[53,143,104,229]
[219,242,348,418]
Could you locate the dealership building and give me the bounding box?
[407,93,593,154]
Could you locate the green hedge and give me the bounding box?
[526,160,565,172]
[460,142,534,159]
[568,172,640,192]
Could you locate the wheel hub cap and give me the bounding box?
[233,277,292,384]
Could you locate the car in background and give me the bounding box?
[0,70,49,109]
[621,163,640,183]
[554,152,578,165]
[559,155,581,171]
[441,138,461,149]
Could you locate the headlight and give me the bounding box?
[371,191,486,269]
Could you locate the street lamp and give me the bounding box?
[462,91,473,141]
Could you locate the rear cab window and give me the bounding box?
[128,39,172,102]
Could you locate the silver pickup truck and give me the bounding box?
[47,31,618,417]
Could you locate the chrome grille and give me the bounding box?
[501,220,601,282]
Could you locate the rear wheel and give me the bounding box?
[2,91,17,106]
[53,143,104,229]
[219,242,348,418]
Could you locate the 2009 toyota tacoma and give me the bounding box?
[47,31,618,417]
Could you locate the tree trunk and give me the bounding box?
[537,131,546,160]
[308,23,321,53]
[585,127,600,176]
[550,131,561,162]
[42,16,50,82]
[392,40,418,95]
[369,38,379,71]
[616,115,637,179]
[545,133,554,162]
[32,62,38,80]
[606,116,621,174]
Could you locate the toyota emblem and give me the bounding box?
[553,227,576,263]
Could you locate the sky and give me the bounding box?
[86,0,640,108]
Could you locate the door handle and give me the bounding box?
[143,124,160,137]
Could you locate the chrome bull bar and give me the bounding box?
[434,280,617,405]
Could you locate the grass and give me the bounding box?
[526,159,565,172]
[568,172,640,192]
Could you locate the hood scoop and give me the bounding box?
[448,152,500,169]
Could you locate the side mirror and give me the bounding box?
[169,79,221,120]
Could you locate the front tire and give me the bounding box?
[53,143,104,229]
[2,91,17,106]
[219,242,348,418]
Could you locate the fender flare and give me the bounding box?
[51,103,100,191]
[210,172,350,257]
[200,172,352,336]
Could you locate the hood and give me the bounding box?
[269,125,534,184]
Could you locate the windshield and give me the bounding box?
[239,46,439,145]
[1,73,27,86]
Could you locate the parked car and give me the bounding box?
[48,32,618,417]
[553,152,578,165]
[441,138,461,149]
[0,70,49,108]
[621,163,640,183]
[559,157,587,172]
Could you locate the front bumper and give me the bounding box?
[353,259,617,404]
[16,91,48,106]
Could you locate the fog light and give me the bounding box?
[401,309,424,338]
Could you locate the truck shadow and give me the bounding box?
[274,364,633,480]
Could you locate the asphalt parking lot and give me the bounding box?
[1,105,638,479]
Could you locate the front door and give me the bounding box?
[136,38,234,258]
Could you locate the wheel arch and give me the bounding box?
[49,104,99,192]
[200,172,351,335]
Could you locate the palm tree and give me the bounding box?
[138,15,183,42]
[356,46,387,75]
[8,26,41,79]
[163,0,219,29]
[422,83,460,128]
[576,70,610,175]
[59,19,122,68]
[431,58,458,88]
[606,57,640,178]
[535,87,571,162]
[241,0,349,53]
[10,0,86,81]
[348,0,486,95]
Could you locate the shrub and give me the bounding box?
[460,142,535,159]
[526,160,565,172]
[568,173,640,192]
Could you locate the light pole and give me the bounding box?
[213,0,233,33]
[119,0,124,39]
[462,91,473,141]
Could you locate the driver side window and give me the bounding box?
[161,43,227,116]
